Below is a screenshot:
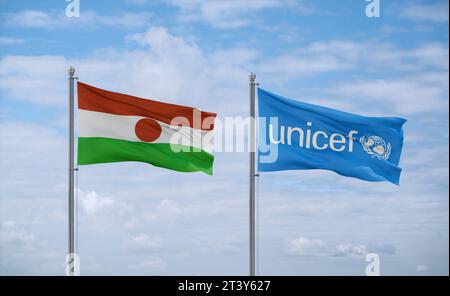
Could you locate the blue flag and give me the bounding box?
[257,88,406,185]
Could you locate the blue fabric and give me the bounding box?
[257,88,407,185]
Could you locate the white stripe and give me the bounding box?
[78,109,214,154]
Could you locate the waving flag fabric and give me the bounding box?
[77,82,216,175]
[257,88,406,185]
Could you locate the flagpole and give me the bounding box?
[249,73,256,276]
[68,66,76,276]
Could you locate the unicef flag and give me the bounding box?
[258,88,406,185]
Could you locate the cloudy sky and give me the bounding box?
[0,0,448,275]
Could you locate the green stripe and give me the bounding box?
[78,137,214,175]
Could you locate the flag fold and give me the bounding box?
[77,82,216,175]
[257,88,406,185]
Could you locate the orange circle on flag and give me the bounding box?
[135,118,162,142]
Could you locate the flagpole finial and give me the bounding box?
[249,72,256,82]
[68,66,75,76]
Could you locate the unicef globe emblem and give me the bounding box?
[359,136,391,160]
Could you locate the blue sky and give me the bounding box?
[0,0,448,275]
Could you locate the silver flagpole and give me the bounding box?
[68,66,76,276]
[249,73,256,276]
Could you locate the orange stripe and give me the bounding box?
[77,82,216,131]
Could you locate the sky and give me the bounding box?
[0,0,448,275]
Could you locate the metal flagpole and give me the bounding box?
[249,73,256,276]
[68,66,76,276]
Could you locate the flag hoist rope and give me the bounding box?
[256,161,260,275]
[249,73,257,276]
[256,82,261,276]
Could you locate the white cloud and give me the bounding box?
[0,220,35,245]
[400,2,449,23]
[0,26,253,113]
[287,238,397,258]
[0,218,63,275]
[287,237,326,256]
[200,235,243,254]
[410,43,449,69]
[416,264,430,272]
[260,52,350,76]
[125,0,147,5]
[329,73,449,114]
[0,55,68,106]
[4,10,52,28]
[136,256,166,272]
[1,31,447,117]
[259,40,449,79]
[334,243,396,257]
[82,11,151,29]
[335,243,369,257]
[156,199,182,218]
[128,233,162,250]
[369,243,397,255]
[0,121,66,193]
[78,189,114,215]
[140,199,183,223]
[128,26,202,57]
[3,10,151,29]
[164,0,294,28]
[0,36,25,45]
[257,40,449,115]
